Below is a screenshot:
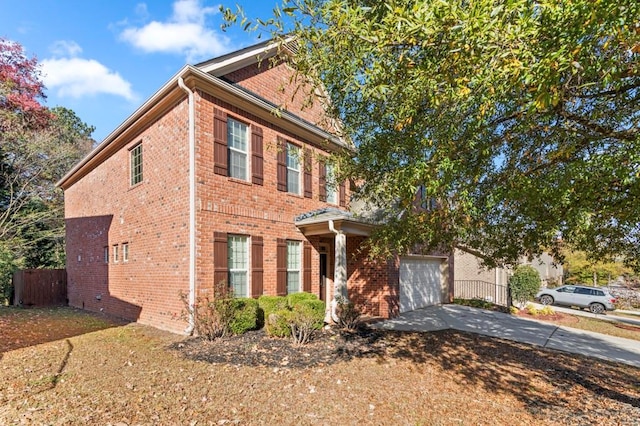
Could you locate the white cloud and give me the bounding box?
[41,57,136,101]
[50,40,83,57]
[119,0,231,62]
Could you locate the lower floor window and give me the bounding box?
[228,235,248,297]
[286,240,301,294]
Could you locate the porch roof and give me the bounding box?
[294,207,375,237]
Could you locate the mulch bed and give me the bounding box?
[172,326,389,368]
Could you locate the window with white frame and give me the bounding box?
[286,143,300,194]
[227,118,249,181]
[228,235,249,297]
[104,246,109,263]
[286,240,301,294]
[130,143,143,186]
[122,243,129,262]
[113,244,119,263]
[326,163,338,204]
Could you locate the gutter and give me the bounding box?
[178,76,196,335]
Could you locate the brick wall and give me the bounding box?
[223,61,334,132]
[194,80,345,300]
[65,60,353,333]
[345,236,399,318]
[65,99,191,333]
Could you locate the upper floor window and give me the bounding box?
[103,246,109,263]
[227,118,249,181]
[214,109,264,185]
[325,163,338,204]
[130,143,143,186]
[228,235,249,297]
[113,244,119,263]
[286,143,301,194]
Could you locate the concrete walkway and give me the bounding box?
[372,304,640,368]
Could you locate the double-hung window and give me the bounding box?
[325,163,338,204]
[286,240,301,294]
[130,143,143,186]
[228,235,249,297]
[227,118,249,180]
[286,143,300,194]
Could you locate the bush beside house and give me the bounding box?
[509,265,542,308]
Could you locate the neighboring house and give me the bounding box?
[454,248,563,305]
[57,40,453,334]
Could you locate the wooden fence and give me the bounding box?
[454,280,510,307]
[12,269,67,307]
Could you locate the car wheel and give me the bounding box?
[540,295,554,306]
[589,303,605,314]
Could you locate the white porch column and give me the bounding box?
[328,220,348,323]
[334,230,347,300]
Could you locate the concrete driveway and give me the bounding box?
[373,304,640,368]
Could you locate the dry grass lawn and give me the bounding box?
[1,306,639,425]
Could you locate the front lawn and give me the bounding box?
[1,307,639,425]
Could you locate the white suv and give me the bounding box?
[535,285,617,314]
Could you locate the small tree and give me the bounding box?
[509,265,541,308]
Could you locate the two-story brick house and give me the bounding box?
[57,40,453,334]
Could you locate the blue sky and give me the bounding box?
[1,0,280,141]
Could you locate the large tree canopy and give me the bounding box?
[1,38,94,302]
[226,0,640,269]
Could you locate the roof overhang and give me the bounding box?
[195,38,292,76]
[295,208,375,237]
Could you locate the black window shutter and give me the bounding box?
[213,109,228,176]
[251,236,263,298]
[251,126,264,185]
[276,137,287,192]
[303,149,312,198]
[213,232,228,292]
[276,238,287,295]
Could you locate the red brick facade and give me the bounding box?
[62,44,445,333]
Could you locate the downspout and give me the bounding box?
[328,219,347,323]
[178,76,196,335]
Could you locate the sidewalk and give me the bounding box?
[372,304,640,368]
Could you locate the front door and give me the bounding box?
[319,252,327,302]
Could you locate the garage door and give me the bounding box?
[399,257,443,313]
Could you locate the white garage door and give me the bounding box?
[399,257,443,313]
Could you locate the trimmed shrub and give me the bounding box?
[182,282,259,340]
[263,296,326,344]
[265,309,293,338]
[297,299,325,328]
[289,300,325,345]
[509,265,541,308]
[258,295,288,320]
[229,298,259,335]
[286,291,318,307]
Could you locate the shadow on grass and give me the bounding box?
[173,325,640,420]
[366,328,640,423]
[0,305,131,353]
